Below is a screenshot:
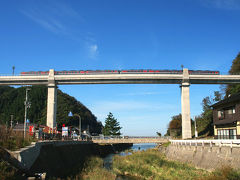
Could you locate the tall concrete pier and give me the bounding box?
[46,69,57,129]
[180,69,192,139]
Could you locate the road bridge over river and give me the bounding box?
[92,136,169,144]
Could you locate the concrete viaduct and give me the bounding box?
[1,68,240,139]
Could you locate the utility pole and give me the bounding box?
[10,115,14,128]
[194,117,198,138]
[12,66,15,75]
[24,87,31,138]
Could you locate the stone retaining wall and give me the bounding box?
[160,144,240,170]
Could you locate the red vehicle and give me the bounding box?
[21,69,220,75]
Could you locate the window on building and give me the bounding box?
[229,129,234,139]
[218,110,224,119]
[226,106,235,115]
[218,129,236,139]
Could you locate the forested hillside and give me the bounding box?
[0,86,102,134]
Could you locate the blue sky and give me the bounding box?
[1,0,240,135]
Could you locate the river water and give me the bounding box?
[103,143,157,170]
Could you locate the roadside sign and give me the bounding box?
[29,126,34,136]
[68,112,73,116]
[62,127,68,136]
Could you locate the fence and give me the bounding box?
[170,139,240,150]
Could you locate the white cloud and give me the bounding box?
[200,0,240,10]
[88,44,99,59]
[21,1,100,58]
[21,10,67,35]
[20,1,83,35]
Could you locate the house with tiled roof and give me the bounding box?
[212,93,240,139]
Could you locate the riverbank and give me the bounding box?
[2,142,240,179]
[76,148,240,180]
[0,142,132,179]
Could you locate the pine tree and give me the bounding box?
[102,112,121,136]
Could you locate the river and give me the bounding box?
[103,143,157,170]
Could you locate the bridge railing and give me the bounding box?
[91,136,169,140]
[0,74,20,76]
[170,139,240,148]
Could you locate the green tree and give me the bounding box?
[167,114,182,137]
[196,91,223,136]
[102,112,121,136]
[226,52,240,96]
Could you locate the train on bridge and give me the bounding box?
[20,69,220,75]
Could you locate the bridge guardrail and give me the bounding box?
[91,136,169,140]
[91,136,169,144]
[170,139,240,148]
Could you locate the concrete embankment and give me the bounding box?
[159,144,240,170]
[8,141,132,178]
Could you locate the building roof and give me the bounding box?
[212,92,240,108]
[13,123,37,131]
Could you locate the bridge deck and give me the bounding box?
[1,74,240,85]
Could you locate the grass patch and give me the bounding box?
[64,156,116,180]
[113,149,210,180]
[113,149,240,180]
[0,161,25,180]
[201,166,240,180]
[162,141,171,147]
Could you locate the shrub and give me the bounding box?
[0,125,33,151]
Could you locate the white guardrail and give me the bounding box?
[91,136,170,140]
[170,139,240,148]
[91,136,169,143]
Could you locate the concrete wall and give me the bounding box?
[11,141,92,170]
[160,144,240,170]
